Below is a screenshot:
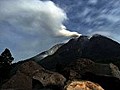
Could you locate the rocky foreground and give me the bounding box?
[1,35,120,90]
[1,59,120,90]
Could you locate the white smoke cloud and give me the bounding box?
[0,0,81,61]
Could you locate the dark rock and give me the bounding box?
[61,58,120,90]
[109,63,120,79]
[1,61,66,90]
[1,71,32,90]
[62,59,120,79]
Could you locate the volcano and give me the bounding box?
[38,34,120,70]
[1,34,120,90]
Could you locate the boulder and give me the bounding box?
[1,71,32,90]
[1,61,66,90]
[61,58,120,90]
[64,81,104,90]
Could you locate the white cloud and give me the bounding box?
[99,14,120,23]
[88,0,98,4]
[0,0,81,61]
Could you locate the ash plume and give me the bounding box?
[0,0,81,61]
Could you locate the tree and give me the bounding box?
[0,48,14,65]
[0,48,14,84]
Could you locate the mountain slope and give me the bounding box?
[31,43,64,62]
[82,34,120,60]
[38,34,120,70]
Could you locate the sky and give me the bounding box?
[0,0,81,61]
[51,0,120,42]
[1,0,120,62]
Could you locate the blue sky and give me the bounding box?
[1,0,120,62]
[0,0,80,62]
[52,0,120,42]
